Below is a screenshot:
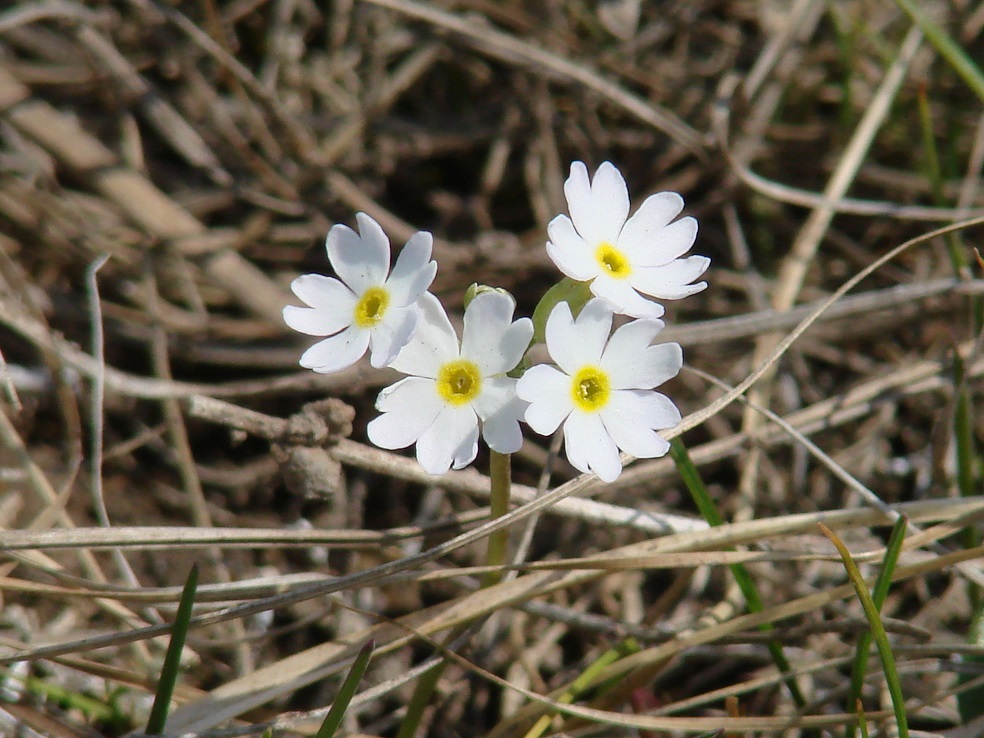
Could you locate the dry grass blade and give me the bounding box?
[362,0,705,155]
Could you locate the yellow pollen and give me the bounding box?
[436,359,482,406]
[570,366,611,412]
[595,242,631,278]
[353,286,390,328]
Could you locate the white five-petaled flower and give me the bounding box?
[547,161,709,320]
[516,298,682,482]
[367,291,534,475]
[283,212,438,373]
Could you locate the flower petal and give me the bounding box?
[517,365,571,435]
[367,305,418,368]
[416,404,479,475]
[600,390,679,459]
[629,256,710,300]
[563,161,594,237]
[601,317,664,360]
[544,298,611,372]
[326,213,390,294]
[298,325,369,373]
[622,216,698,267]
[565,161,629,247]
[542,301,576,374]
[387,231,437,306]
[546,215,599,281]
[451,422,480,470]
[367,377,444,449]
[563,411,621,482]
[496,318,534,374]
[572,297,615,363]
[642,342,684,388]
[289,274,356,310]
[602,322,681,390]
[390,292,459,378]
[589,276,665,320]
[283,305,351,337]
[460,292,533,375]
[473,375,516,418]
[475,378,527,454]
[616,192,685,260]
[461,292,511,370]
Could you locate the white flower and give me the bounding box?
[367,291,534,475]
[283,213,437,373]
[546,161,709,320]
[516,298,682,482]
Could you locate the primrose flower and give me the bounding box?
[367,291,534,475]
[516,298,682,482]
[546,161,708,320]
[283,213,437,373]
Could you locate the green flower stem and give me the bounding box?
[820,523,909,738]
[483,450,511,587]
[398,451,513,738]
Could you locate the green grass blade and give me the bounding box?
[953,350,984,721]
[959,618,984,722]
[916,53,984,724]
[847,515,907,737]
[522,639,640,738]
[953,351,979,515]
[820,524,909,738]
[856,699,870,738]
[893,0,984,103]
[17,674,120,722]
[398,644,449,738]
[146,563,199,735]
[315,639,375,738]
[669,439,807,709]
[916,84,967,274]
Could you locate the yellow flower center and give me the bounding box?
[436,359,482,406]
[353,286,390,328]
[570,366,611,412]
[595,242,631,278]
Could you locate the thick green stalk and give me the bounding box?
[398,451,513,737]
[483,450,511,587]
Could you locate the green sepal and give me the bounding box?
[531,278,593,344]
[463,283,515,310]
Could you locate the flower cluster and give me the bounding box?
[284,162,708,481]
